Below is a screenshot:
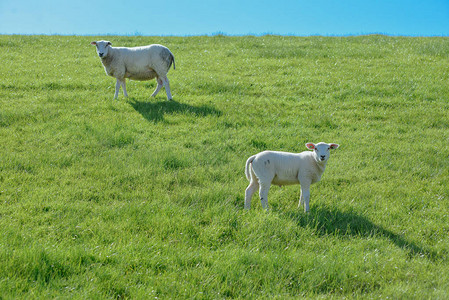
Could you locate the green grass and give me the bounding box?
[1,34,448,298]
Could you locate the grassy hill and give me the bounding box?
[0,34,448,298]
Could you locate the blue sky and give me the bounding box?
[1,0,448,36]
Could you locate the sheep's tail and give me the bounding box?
[245,155,256,181]
[170,53,176,70]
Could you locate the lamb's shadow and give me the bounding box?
[285,207,440,261]
[129,98,221,123]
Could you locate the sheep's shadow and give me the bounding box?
[284,207,440,261]
[128,98,221,123]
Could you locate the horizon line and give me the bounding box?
[1,32,448,38]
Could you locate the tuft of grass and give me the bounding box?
[0,35,448,298]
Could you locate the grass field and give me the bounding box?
[1,34,449,298]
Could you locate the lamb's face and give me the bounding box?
[91,41,111,58]
[306,142,339,163]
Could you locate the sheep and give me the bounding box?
[91,40,175,100]
[245,142,339,212]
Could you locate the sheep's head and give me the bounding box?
[306,142,339,163]
[91,40,112,58]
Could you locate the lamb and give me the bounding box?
[91,40,175,100]
[245,142,339,212]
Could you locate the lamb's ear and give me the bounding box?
[90,41,97,45]
[305,143,315,150]
[330,143,339,150]
[107,41,112,46]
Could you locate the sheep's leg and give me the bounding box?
[161,77,173,100]
[259,183,271,211]
[120,79,128,97]
[114,79,127,99]
[114,79,121,99]
[300,185,311,213]
[151,78,163,98]
[299,191,304,208]
[245,181,259,210]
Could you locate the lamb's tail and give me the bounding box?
[245,155,256,181]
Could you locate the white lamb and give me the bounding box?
[245,142,339,212]
[91,40,175,100]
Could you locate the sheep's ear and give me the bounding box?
[90,41,97,45]
[306,143,315,150]
[330,143,339,150]
[107,41,112,46]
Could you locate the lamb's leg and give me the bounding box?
[161,76,173,100]
[300,185,311,213]
[245,181,259,210]
[151,78,163,98]
[259,183,271,211]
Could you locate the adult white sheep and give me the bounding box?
[91,40,175,100]
[245,142,339,212]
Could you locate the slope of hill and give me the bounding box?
[1,35,448,298]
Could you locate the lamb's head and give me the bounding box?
[91,40,112,58]
[306,142,339,163]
